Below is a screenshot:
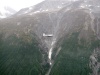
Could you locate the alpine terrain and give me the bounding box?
[0,0,100,75]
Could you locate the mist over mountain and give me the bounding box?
[0,0,100,75]
[0,6,16,18]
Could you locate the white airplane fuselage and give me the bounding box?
[43,33,53,37]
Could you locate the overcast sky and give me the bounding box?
[0,0,44,11]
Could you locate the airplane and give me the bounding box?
[43,33,53,37]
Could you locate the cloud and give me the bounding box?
[0,0,44,11]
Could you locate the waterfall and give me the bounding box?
[48,38,56,65]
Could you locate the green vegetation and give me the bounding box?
[50,32,100,75]
[0,33,45,75]
[0,31,100,75]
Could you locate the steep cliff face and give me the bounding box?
[0,0,100,75]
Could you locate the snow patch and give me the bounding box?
[24,11,28,14]
[49,48,53,60]
[29,11,40,15]
[29,7,32,10]
[80,5,85,8]
[46,9,49,11]
[58,6,61,9]
[0,15,6,18]
[88,5,92,7]
[34,11,40,13]
[29,13,33,15]
[42,10,45,12]
[62,3,64,4]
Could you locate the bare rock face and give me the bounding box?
[0,0,100,75]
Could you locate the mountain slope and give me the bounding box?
[0,33,45,75]
[0,0,100,75]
